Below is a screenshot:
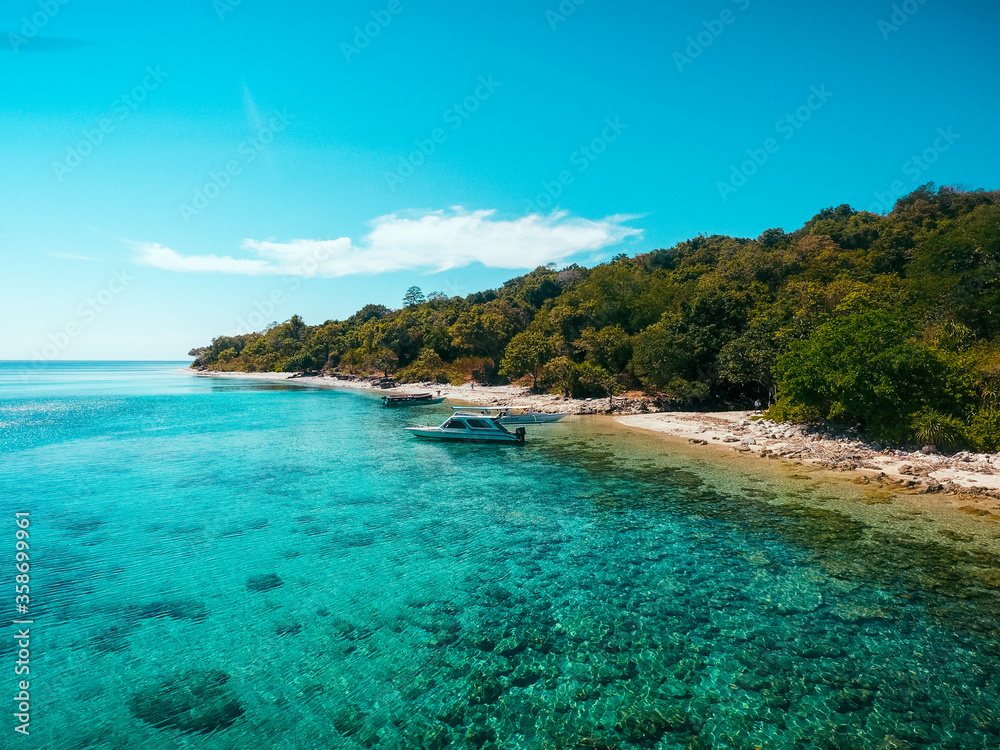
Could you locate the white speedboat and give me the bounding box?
[406,414,526,443]
[450,406,570,425]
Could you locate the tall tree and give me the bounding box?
[403,286,426,307]
[500,331,558,388]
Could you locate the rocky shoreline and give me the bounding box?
[616,411,1000,506]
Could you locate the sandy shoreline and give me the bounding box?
[185,369,1000,514]
[186,369,601,412]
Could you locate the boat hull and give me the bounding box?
[498,413,569,424]
[405,427,524,443]
[450,409,570,424]
[382,396,446,406]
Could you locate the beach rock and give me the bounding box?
[333,704,381,746]
[401,722,452,750]
[427,628,460,648]
[573,684,601,702]
[920,445,937,455]
[471,634,497,652]
[484,584,512,602]
[128,669,244,735]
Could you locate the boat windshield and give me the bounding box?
[442,420,467,429]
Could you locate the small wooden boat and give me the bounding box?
[406,414,526,443]
[381,393,446,407]
[450,406,570,424]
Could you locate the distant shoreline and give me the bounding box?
[185,369,1000,511]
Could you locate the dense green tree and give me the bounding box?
[396,348,455,384]
[630,316,690,394]
[448,299,524,373]
[499,331,558,387]
[541,356,575,397]
[403,286,426,307]
[772,308,975,441]
[573,361,622,401]
[365,347,398,377]
[717,315,789,403]
[347,304,392,327]
[576,325,633,374]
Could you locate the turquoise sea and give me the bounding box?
[3,361,1000,749]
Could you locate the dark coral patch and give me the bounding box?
[128,669,244,735]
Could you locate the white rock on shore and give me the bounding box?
[615,411,1000,503]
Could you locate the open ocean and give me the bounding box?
[2,361,1000,749]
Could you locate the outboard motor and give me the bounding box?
[515,427,526,442]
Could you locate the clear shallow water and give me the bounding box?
[3,363,1000,749]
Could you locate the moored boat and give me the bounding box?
[450,405,570,424]
[406,414,526,443]
[381,393,447,406]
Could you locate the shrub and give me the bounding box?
[910,408,967,448]
[660,377,711,405]
[967,408,1000,452]
[766,398,821,424]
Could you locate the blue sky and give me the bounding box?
[2,0,998,360]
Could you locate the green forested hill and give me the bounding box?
[191,184,1000,448]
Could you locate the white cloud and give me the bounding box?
[132,208,642,278]
[133,242,275,275]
